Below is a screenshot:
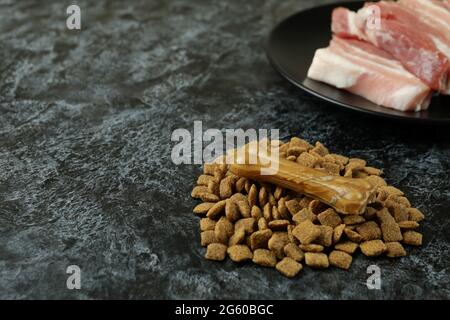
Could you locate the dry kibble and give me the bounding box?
[408,208,425,222]
[248,184,258,207]
[299,244,324,252]
[292,208,317,224]
[263,203,272,221]
[318,208,342,228]
[317,225,333,247]
[200,218,216,231]
[343,215,365,225]
[356,221,382,241]
[194,202,215,215]
[402,231,423,246]
[234,218,255,235]
[344,228,363,243]
[377,208,403,242]
[398,221,420,230]
[205,243,227,261]
[201,230,216,246]
[227,245,253,262]
[333,224,346,244]
[251,205,262,220]
[258,217,268,230]
[329,250,353,270]
[268,232,290,259]
[276,257,303,277]
[334,241,359,254]
[292,220,322,245]
[268,219,290,231]
[228,228,245,246]
[385,242,407,257]
[304,252,329,269]
[252,249,277,267]
[236,200,251,218]
[285,199,301,215]
[283,243,304,261]
[206,200,226,219]
[360,240,387,257]
[225,199,240,222]
[192,136,424,277]
[250,229,273,250]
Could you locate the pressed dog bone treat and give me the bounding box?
[192,136,424,278]
[276,257,303,278]
[227,245,253,262]
[228,143,377,215]
[252,249,277,267]
[329,250,353,270]
[360,240,387,257]
[304,252,329,268]
[205,243,228,261]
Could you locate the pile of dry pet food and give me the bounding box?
[191,137,424,277]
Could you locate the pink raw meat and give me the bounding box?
[307,36,432,111]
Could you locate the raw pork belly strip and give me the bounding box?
[332,3,450,94]
[307,37,432,111]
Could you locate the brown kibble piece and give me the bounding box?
[356,221,382,241]
[259,187,268,207]
[309,200,328,215]
[299,244,324,252]
[360,240,387,257]
[236,200,251,218]
[333,224,346,244]
[194,202,216,215]
[200,193,220,202]
[208,180,219,196]
[191,186,209,198]
[318,208,342,228]
[334,241,359,254]
[205,243,227,261]
[277,198,290,219]
[268,232,290,259]
[227,245,253,262]
[206,200,226,219]
[250,229,273,250]
[377,208,403,242]
[285,199,301,215]
[292,208,317,224]
[201,230,216,246]
[263,203,272,221]
[385,242,407,257]
[251,205,262,220]
[317,225,333,247]
[203,163,216,175]
[402,231,423,246]
[214,217,233,244]
[258,217,268,230]
[197,174,215,186]
[252,249,277,267]
[276,257,303,277]
[200,218,216,231]
[228,228,245,246]
[274,186,283,200]
[398,221,420,230]
[344,228,363,243]
[287,225,297,244]
[364,207,378,220]
[268,219,290,231]
[343,215,365,225]
[248,184,258,207]
[219,177,233,199]
[235,177,247,193]
[379,185,404,197]
[407,208,425,222]
[292,220,322,245]
[304,252,329,268]
[234,218,255,235]
[283,243,304,262]
[225,199,240,222]
[329,250,353,270]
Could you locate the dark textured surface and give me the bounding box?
[0,0,449,300]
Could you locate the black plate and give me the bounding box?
[266,1,450,124]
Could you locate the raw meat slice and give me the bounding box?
[307,37,432,111]
[332,5,450,93]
